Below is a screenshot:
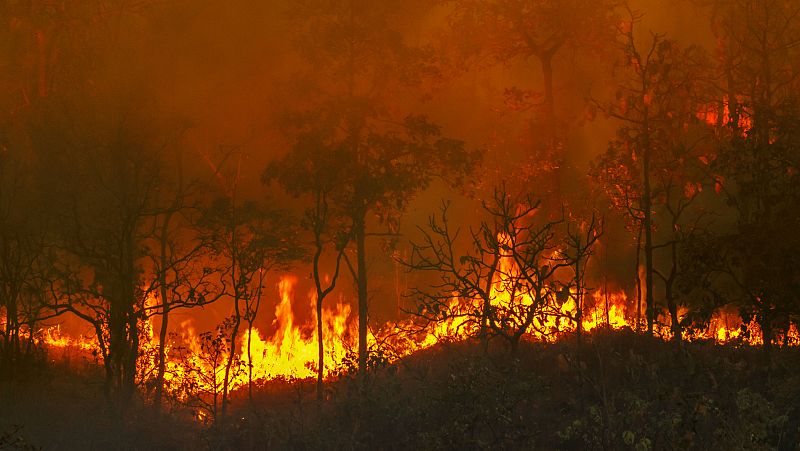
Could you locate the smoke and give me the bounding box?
[3,0,722,334]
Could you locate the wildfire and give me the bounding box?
[696,97,753,132]
[38,269,790,415]
[38,325,96,354]
[237,276,354,381]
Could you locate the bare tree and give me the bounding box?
[144,174,225,415]
[405,187,581,352]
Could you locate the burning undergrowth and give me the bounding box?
[35,271,797,427]
[7,329,800,450]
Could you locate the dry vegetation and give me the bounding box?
[3,331,800,450]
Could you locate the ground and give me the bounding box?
[2,329,799,450]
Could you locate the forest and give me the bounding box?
[1,0,800,449]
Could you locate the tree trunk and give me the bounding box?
[221,203,241,423]
[316,290,324,402]
[635,225,643,332]
[154,303,169,414]
[108,289,128,411]
[667,241,681,341]
[354,213,368,385]
[312,231,325,403]
[759,306,773,353]
[575,251,583,346]
[123,295,139,407]
[666,298,680,341]
[604,279,610,327]
[642,107,656,336]
[121,229,139,411]
[221,308,241,421]
[540,51,556,134]
[536,49,561,204]
[247,319,254,402]
[4,295,19,371]
[154,211,174,415]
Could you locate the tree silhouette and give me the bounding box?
[282,0,481,383]
[591,9,711,337]
[442,0,619,151]
[144,159,225,416]
[405,187,594,351]
[36,99,166,412]
[698,0,800,349]
[264,131,349,402]
[0,141,51,374]
[199,186,304,422]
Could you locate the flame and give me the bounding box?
[696,97,752,132]
[38,325,96,353]
[37,264,792,419]
[237,276,354,381]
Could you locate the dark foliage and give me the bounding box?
[219,331,800,450]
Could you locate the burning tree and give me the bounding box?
[688,0,800,349]
[199,187,305,420]
[169,318,242,424]
[405,188,597,351]
[281,0,481,384]
[263,132,350,402]
[591,9,712,339]
[562,210,603,344]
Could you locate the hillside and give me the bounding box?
[3,330,799,450]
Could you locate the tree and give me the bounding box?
[700,0,800,134]
[9,0,192,412]
[0,142,51,373]
[0,0,133,378]
[199,151,304,421]
[442,0,619,152]
[706,108,800,350]
[283,0,481,383]
[144,163,225,416]
[649,130,711,341]
[171,318,239,424]
[264,132,349,402]
[591,9,711,337]
[36,98,166,411]
[405,187,585,352]
[562,210,603,344]
[696,0,800,349]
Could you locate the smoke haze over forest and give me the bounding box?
[2,0,800,448]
